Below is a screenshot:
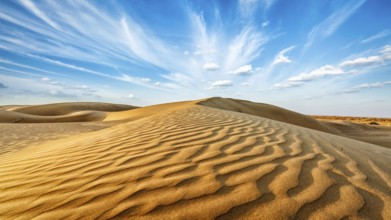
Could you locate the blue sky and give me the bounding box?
[0,0,390,116]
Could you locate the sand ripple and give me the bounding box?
[0,105,390,219]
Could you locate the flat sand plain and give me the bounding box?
[0,98,390,219]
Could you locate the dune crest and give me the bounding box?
[0,100,390,219]
[197,97,336,134]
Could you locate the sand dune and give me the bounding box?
[0,98,390,219]
[0,109,107,123]
[8,102,137,116]
[198,97,336,134]
[322,120,391,149]
[0,102,136,123]
[200,97,391,148]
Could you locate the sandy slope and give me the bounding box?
[0,122,118,155]
[198,97,336,134]
[323,120,391,149]
[0,99,390,219]
[199,97,391,148]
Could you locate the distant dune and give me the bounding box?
[6,102,137,116]
[0,98,390,219]
[0,102,137,123]
[313,115,391,126]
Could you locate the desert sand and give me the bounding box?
[0,97,390,219]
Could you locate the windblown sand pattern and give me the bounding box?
[0,100,390,219]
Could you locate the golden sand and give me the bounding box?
[0,98,390,219]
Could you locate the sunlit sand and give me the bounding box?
[0,98,390,219]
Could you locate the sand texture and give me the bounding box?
[0,98,390,219]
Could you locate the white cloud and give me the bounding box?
[306,0,366,47]
[361,29,390,44]
[211,80,233,87]
[272,81,303,89]
[230,65,253,75]
[203,62,220,71]
[270,65,346,89]
[262,21,269,27]
[340,46,391,68]
[240,82,250,86]
[128,93,134,98]
[381,45,391,54]
[340,56,383,67]
[41,77,50,82]
[344,81,391,93]
[288,65,344,82]
[272,46,295,65]
[206,80,233,90]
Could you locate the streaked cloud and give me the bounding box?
[306,80,391,99]
[19,0,60,29]
[344,81,391,93]
[361,29,390,44]
[306,0,366,47]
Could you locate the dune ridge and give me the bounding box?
[198,97,336,134]
[0,100,390,219]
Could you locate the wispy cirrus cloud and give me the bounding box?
[19,0,60,29]
[0,0,268,96]
[306,0,366,47]
[238,0,278,18]
[305,80,391,99]
[361,29,390,44]
[344,81,391,93]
